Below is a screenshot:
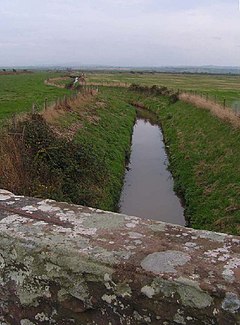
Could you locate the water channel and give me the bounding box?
[119,109,185,226]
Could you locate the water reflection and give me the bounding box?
[119,110,185,226]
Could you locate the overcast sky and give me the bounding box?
[1,0,240,67]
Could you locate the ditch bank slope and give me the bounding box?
[0,91,135,212]
[122,86,240,236]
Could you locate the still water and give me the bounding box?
[119,111,185,226]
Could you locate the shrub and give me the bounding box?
[0,114,110,207]
[129,84,179,103]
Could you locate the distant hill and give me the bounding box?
[149,66,240,75]
[1,65,240,75]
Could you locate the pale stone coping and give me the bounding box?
[0,189,239,325]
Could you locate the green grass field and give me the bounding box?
[87,72,240,108]
[1,71,239,123]
[0,72,70,124]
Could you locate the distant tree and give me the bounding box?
[2,69,6,72]
[12,69,17,73]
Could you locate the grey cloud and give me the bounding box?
[0,0,239,67]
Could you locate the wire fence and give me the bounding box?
[6,85,99,136]
[82,82,240,115]
[178,89,240,116]
[31,85,99,113]
[45,76,240,115]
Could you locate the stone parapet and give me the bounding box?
[0,189,239,324]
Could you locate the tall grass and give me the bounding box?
[0,133,29,193]
[180,93,240,129]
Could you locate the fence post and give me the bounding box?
[32,103,35,114]
[21,125,26,141]
[12,114,16,131]
[44,98,47,111]
[223,99,226,109]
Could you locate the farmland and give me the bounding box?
[87,72,240,107]
[0,71,240,235]
[1,71,240,121]
[0,72,70,123]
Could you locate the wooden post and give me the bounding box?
[32,103,35,114]
[21,125,26,141]
[12,114,16,131]
[223,99,226,109]
[44,98,47,111]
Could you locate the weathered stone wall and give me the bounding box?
[0,189,239,325]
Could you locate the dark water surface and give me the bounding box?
[119,113,185,226]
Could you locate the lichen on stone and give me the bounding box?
[222,292,240,314]
[141,251,191,274]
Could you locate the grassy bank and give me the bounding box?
[0,90,135,211]
[122,87,240,235]
[71,88,136,210]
